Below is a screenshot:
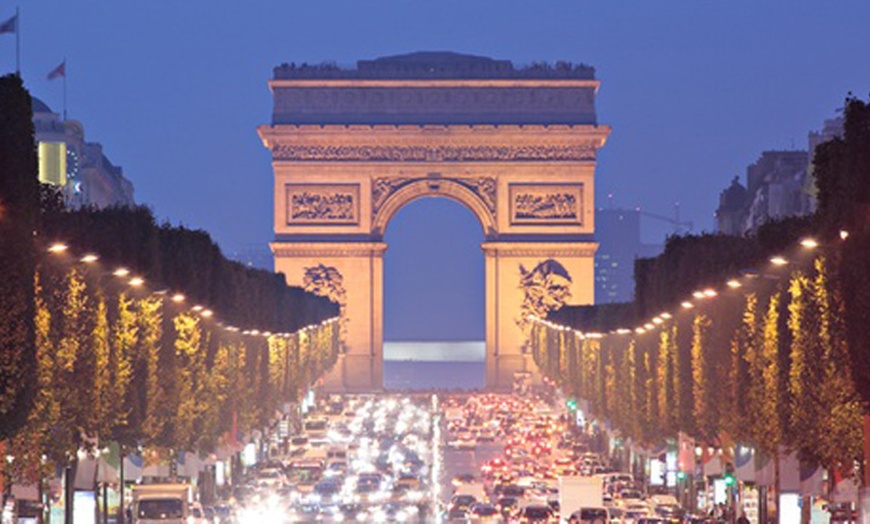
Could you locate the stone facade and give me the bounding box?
[716,116,844,236]
[31,97,134,209]
[259,52,610,391]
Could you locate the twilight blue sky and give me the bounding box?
[5,1,870,341]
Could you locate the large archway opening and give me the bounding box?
[382,196,485,390]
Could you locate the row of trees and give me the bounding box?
[531,95,870,489]
[0,74,342,484]
[39,203,337,336]
[532,250,862,478]
[5,253,340,485]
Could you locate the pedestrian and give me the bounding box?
[736,511,750,524]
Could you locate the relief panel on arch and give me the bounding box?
[285,183,360,226]
[509,183,584,226]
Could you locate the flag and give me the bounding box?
[47,60,65,80]
[0,14,16,34]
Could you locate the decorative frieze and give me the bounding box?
[272,143,596,162]
[371,176,497,216]
[509,183,584,226]
[286,184,360,225]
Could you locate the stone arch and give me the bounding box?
[371,178,496,239]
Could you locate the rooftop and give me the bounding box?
[274,51,595,80]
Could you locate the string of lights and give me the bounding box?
[530,232,846,339]
[42,240,340,339]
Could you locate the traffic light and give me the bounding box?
[567,398,577,411]
[676,470,686,481]
[724,461,736,486]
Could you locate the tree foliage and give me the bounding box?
[0,74,39,437]
[529,249,863,474]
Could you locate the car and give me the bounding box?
[518,504,556,523]
[467,503,501,523]
[647,494,679,507]
[497,484,525,499]
[653,504,685,519]
[256,467,286,488]
[313,479,341,504]
[451,433,478,450]
[618,489,644,501]
[478,428,496,442]
[189,502,209,524]
[394,474,422,491]
[495,496,520,519]
[336,502,366,521]
[452,472,478,486]
[447,505,469,522]
[450,494,478,512]
[568,507,610,524]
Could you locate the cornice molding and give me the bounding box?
[270,241,388,258]
[481,241,598,258]
[269,143,599,162]
[269,78,600,90]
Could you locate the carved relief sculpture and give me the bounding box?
[286,184,359,225]
[303,264,349,345]
[372,177,411,214]
[510,183,583,225]
[371,176,497,217]
[516,259,573,331]
[273,144,596,162]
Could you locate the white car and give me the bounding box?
[450,432,477,450]
[256,467,286,488]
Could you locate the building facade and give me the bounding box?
[594,208,662,303]
[31,97,134,209]
[259,52,610,391]
[716,116,845,236]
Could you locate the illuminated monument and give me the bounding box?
[258,52,610,391]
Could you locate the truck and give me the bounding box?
[130,483,192,523]
[559,476,604,523]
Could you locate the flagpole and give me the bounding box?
[15,6,19,76]
[63,57,67,120]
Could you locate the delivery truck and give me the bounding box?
[559,475,604,523]
[130,483,192,524]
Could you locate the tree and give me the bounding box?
[92,294,111,438]
[0,74,38,438]
[692,314,717,441]
[6,273,59,483]
[172,312,203,450]
[748,292,784,506]
[137,296,165,447]
[108,292,137,446]
[812,257,862,475]
[657,326,679,436]
[787,271,823,463]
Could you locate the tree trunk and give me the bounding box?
[860,412,870,524]
[773,453,780,524]
[64,461,75,524]
[119,451,125,524]
[864,412,870,489]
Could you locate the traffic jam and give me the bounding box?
[213,390,701,523]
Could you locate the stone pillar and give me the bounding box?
[272,241,387,392]
[482,241,597,390]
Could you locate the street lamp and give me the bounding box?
[770,256,788,266]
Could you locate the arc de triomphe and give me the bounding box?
[258,52,610,391]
